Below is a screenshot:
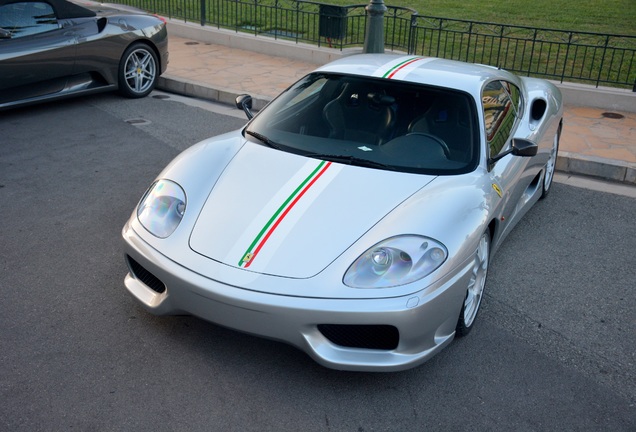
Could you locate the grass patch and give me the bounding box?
[376,0,636,36]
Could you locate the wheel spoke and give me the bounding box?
[463,234,489,327]
[544,132,559,192]
[140,54,152,71]
[134,74,143,91]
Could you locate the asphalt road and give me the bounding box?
[1,93,634,431]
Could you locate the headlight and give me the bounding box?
[137,179,186,238]
[344,235,447,288]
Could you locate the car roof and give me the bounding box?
[0,0,96,18]
[315,54,522,95]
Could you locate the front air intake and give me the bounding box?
[318,324,399,350]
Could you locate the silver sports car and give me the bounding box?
[122,54,563,371]
[0,0,168,109]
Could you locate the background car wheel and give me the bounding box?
[118,43,158,98]
[541,121,562,199]
[456,231,490,337]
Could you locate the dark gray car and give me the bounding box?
[0,0,168,109]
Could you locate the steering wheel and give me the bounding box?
[406,132,450,158]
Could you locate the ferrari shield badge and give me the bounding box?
[492,183,503,198]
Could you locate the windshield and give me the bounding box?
[245,73,479,175]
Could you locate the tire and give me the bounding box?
[118,43,158,98]
[541,121,562,199]
[456,231,490,337]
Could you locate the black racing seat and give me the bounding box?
[323,84,396,146]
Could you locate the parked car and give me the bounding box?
[0,0,168,109]
[122,54,563,371]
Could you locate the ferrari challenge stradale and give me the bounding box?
[122,54,563,371]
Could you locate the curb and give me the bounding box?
[158,74,272,111]
[556,151,636,184]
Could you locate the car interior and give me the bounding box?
[249,73,479,174]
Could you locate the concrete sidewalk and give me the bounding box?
[157,23,636,185]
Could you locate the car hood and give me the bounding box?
[189,143,436,278]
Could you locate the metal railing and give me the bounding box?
[112,0,636,90]
[410,17,636,91]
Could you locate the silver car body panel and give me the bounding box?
[122,54,563,371]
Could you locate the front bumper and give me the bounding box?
[122,225,473,372]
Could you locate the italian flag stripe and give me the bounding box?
[381,56,426,79]
[239,160,332,268]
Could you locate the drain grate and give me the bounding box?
[125,118,151,126]
[601,112,624,119]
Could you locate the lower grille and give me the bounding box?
[126,255,166,294]
[318,324,399,350]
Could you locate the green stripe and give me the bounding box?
[382,57,418,78]
[238,160,327,266]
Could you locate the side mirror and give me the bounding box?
[235,94,253,120]
[488,138,538,166]
[510,138,539,157]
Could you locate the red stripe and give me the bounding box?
[244,161,332,268]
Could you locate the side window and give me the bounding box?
[0,2,59,39]
[506,82,523,118]
[482,81,521,156]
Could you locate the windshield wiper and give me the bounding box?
[305,153,392,170]
[243,134,393,170]
[245,130,282,150]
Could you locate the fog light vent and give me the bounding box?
[126,255,166,294]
